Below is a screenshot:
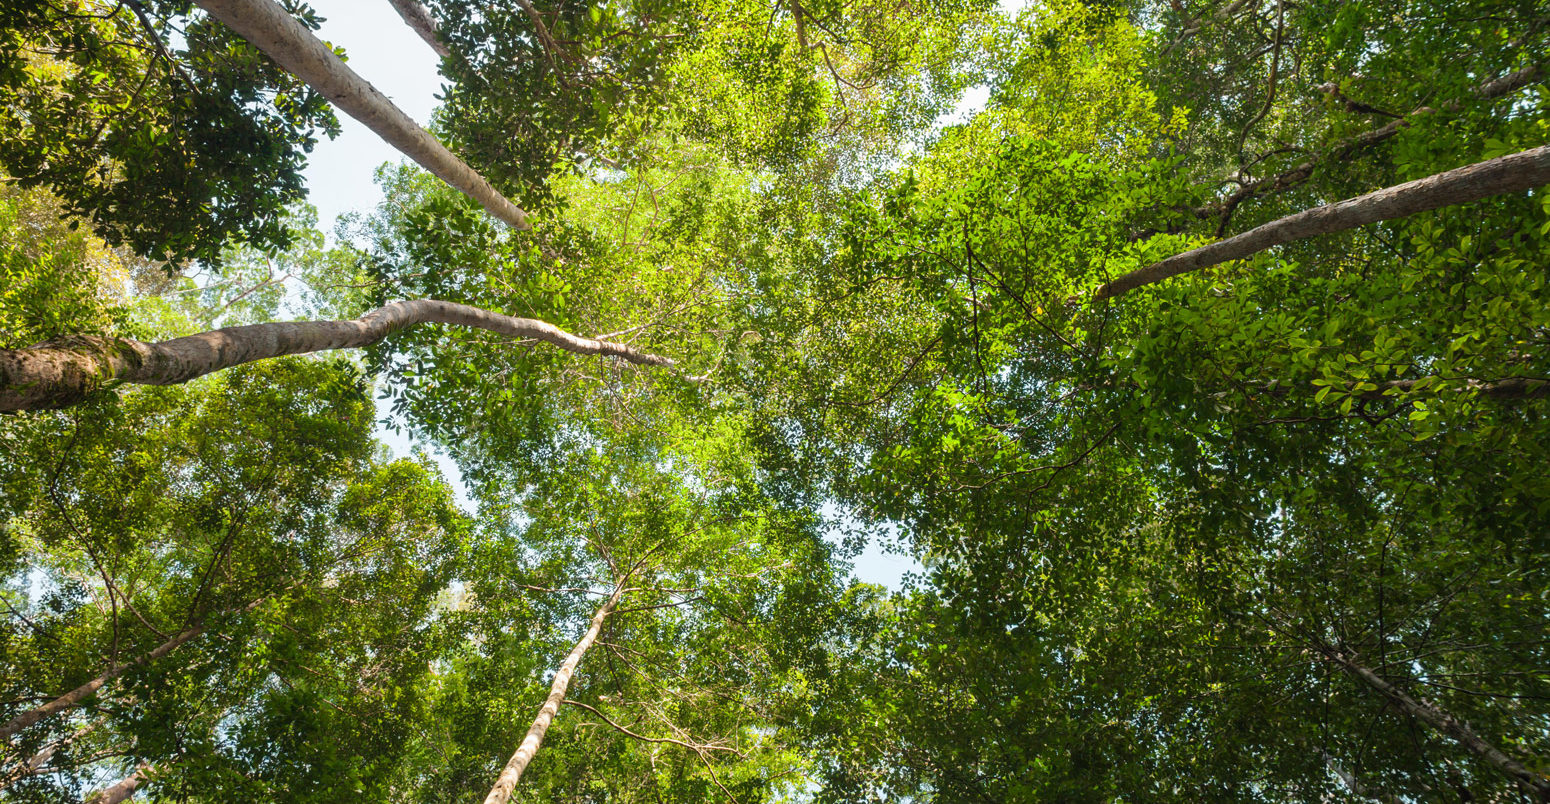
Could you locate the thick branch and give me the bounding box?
[0,300,673,412]
[84,763,148,804]
[385,0,449,57]
[1324,648,1550,799]
[483,585,627,804]
[0,627,202,742]
[1093,144,1550,301]
[193,0,530,229]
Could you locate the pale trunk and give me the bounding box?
[1328,648,1550,799]
[193,0,530,229]
[84,763,148,804]
[0,717,105,789]
[0,626,204,742]
[482,586,625,804]
[1093,144,1550,300]
[0,300,672,412]
[385,0,449,57]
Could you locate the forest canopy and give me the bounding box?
[2,0,1549,801]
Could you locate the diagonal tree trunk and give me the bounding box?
[0,716,104,789]
[1322,647,1550,800]
[0,300,672,412]
[385,0,449,57]
[483,584,627,804]
[85,762,149,804]
[193,0,530,229]
[1092,144,1550,301]
[0,627,205,742]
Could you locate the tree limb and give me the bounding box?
[0,300,673,412]
[1093,144,1550,301]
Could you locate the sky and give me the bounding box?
[297,1,927,590]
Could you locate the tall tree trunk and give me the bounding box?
[385,0,449,57]
[0,300,672,412]
[483,585,626,804]
[1324,647,1550,800]
[1092,144,1550,301]
[0,717,105,789]
[0,627,204,742]
[193,0,531,230]
[85,763,148,804]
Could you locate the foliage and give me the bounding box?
[0,0,339,264]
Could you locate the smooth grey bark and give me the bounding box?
[1326,648,1550,800]
[385,0,449,57]
[84,763,148,804]
[0,717,105,789]
[483,585,626,804]
[0,627,205,742]
[1093,144,1550,301]
[194,0,530,229]
[0,300,672,412]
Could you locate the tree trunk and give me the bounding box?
[0,300,672,412]
[1092,144,1550,301]
[193,0,530,229]
[0,627,204,742]
[483,585,626,804]
[0,717,105,789]
[85,763,148,804]
[1326,647,1550,800]
[385,0,449,57]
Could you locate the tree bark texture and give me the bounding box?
[482,586,626,804]
[0,300,672,412]
[1093,144,1550,301]
[1328,648,1550,799]
[0,717,104,789]
[84,763,148,804]
[385,0,449,57]
[193,0,530,229]
[0,626,205,742]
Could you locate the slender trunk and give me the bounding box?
[85,763,148,804]
[0,627,204,742]
[385,0,449,57]
[1093,144,1550,301]
[482,585,626,804]
[1326,648,1550,800]
[193,0,530,229]
[0,716,105,789]
[0,300,672,412]
[1321,748,1400,803]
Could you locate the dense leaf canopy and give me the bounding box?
[3,0,1549,801]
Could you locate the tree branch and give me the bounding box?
[0,299,674,412]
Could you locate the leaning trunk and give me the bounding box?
[0,300,671,412]
[1325,647,1550,799]
[0,626,204,742]
[482,586,626,804]
[85,763,148,804]
[385,0,449,56]
[1093,144,1550,301]
[193,0,530,229]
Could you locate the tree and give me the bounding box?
[0,0,339,263]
